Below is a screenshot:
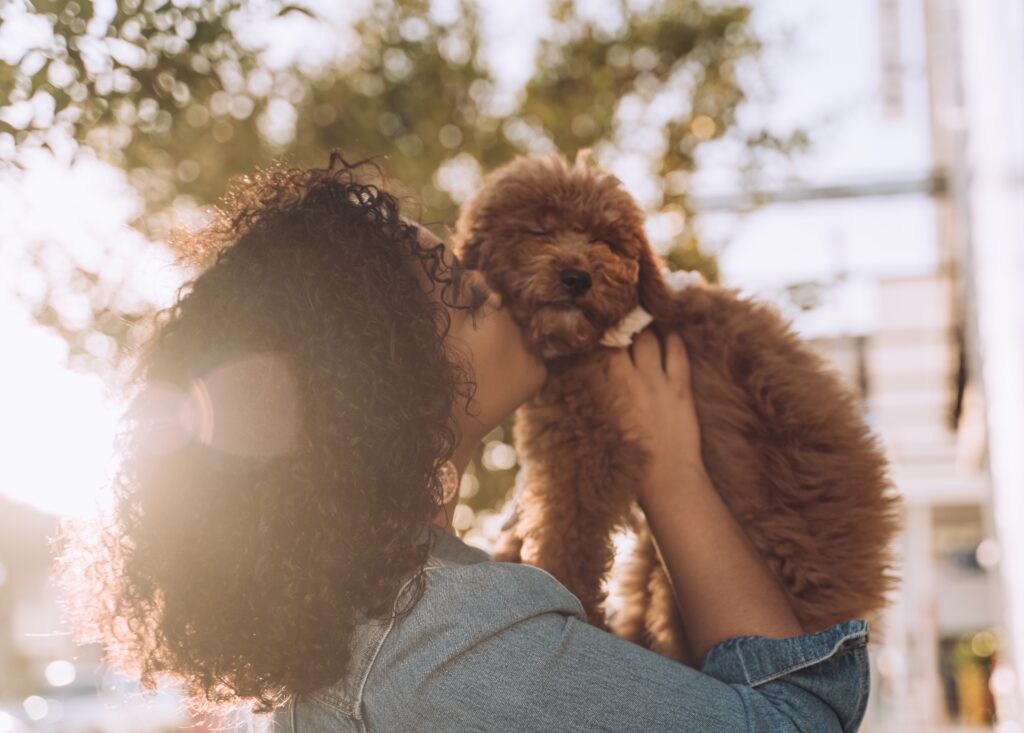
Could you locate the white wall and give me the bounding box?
[959,0,1024,724]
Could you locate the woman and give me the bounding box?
[56,155,870,732]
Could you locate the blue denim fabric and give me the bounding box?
[260,524,870,732]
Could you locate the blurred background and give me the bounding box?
[0,0,1021,730]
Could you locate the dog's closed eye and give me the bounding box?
[525,228,552,237]
[590,237,625,253]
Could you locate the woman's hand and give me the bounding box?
[606,328,807,662]
[605,328,705,507]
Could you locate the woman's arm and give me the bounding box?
[607,329,804,666]
[640,462,805,666]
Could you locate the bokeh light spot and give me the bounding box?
[44,660,76,687]
[690,114,716,140]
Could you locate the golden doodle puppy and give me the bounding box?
[453,153,903,666]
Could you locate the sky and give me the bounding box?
[0,0,944,515]
[693,0,940,333]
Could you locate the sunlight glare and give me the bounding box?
[0,152,186,517]
[0,307,122,517]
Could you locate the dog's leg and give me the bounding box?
[516,471,620,629]
[616,520,692,665]
[610,518,655,646]
[644,555,691,665]
[489,500,523,563]
[513,364,641,630]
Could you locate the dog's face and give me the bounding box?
[453,155,667,360]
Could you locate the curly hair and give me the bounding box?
[52,153,476,715]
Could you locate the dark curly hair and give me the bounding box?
[53,153,477,715]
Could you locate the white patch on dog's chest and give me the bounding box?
[597,268,703,348]
[598,306,654,348]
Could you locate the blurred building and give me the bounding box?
[0,497,191,732]
[691,0,1023,729]
[956,0,1024,727]
[0,497,58,699]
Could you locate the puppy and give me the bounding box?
[453,153,903,665]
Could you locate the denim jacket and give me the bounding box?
[260,523,870,732]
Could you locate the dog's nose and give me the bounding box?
[560,268,592,297]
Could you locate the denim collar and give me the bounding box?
[421,522,490,566]
[311,523,490,719]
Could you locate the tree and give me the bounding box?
[0,0,791,251]
[1,0,805,526]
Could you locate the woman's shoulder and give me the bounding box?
[290,526,586,728]
[383,525,588,663]
[410,522,586,612]
[410,544,589,634]
[418,523,587,618]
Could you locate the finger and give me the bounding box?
[607,348,634,378]
[664,331,691,384]
[631,328,662,376]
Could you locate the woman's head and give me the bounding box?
[54,153,542,714]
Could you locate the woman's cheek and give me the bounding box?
[497,309,547,390]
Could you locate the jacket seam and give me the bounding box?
[843,647,869,733]
[748,630,868,688]
[308,555,583,725]
[310,568,431,719]
[351,571,423,724]
[355,561,585,721]
[342,562,445,726]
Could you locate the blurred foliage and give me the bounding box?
[0,0,808,523]
[0,0,802,243]
[665,226,719,283]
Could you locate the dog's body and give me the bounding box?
[454,154,903,665]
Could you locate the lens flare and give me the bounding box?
[131,352,305,461]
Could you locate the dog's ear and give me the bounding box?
[456,235,482,270]
[636,237,674,319]
[452,202,483,270]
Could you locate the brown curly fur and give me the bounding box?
[453,153,904,666]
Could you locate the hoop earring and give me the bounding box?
[438,460,459,505]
